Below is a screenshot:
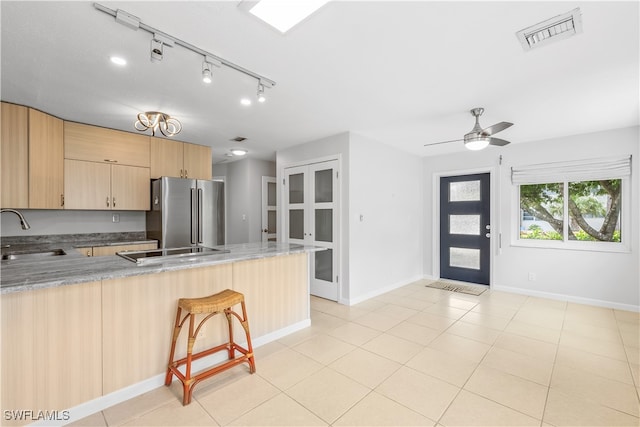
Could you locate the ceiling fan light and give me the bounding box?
[465,137,490,151]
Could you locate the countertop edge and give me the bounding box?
[1,243,323,295]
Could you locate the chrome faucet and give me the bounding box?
[0,209,31,230]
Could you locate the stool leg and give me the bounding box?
[240,301,256,374]
[225,308,235,360]
[183,313,196,405]
[165,307,183,386]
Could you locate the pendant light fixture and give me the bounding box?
[134,112,182,137]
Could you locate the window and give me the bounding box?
[512,156,630,251]
[519,180,621,242]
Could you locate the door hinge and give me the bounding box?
[336,275,339,283]
[336,171,339,179]
[283,178,285,185]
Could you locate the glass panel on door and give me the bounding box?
[267,211,276,234]
[449,180,481,201]
[315,169,333,202]
[315,248,333,282]
[289,173,304,203]
[289,209,304,239]
[315,209,333,242]
[449,215,481,235]
[268,182,276,206]
[449,247,481,270]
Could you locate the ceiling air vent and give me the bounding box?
[231,136,247,142]
[516,8,583,51]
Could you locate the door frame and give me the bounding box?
[279,154,343,302]
[432,167,497,286]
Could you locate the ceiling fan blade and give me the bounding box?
[488,137,510,146]
[481,121,513,136]
[423,138,464,147]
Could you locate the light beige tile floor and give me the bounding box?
[72,279,640,426]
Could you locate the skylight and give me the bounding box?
[242,0,330,33]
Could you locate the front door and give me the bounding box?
[440,173,490,285]
[284,160,339,301]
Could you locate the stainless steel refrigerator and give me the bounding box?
[146,177,225,249]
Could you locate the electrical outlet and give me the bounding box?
[528,272,536,281]
[112,214,120,223]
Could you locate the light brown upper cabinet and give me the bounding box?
[64,122,150,167]
[150,137,212,180]
[29,109,64,209]
[64,159,150,211]
[1,103,64,209]
[1,102,29,208]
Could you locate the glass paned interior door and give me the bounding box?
[309,162,339,300]
[285,161,339,301]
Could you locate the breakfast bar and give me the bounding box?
[1,241,317,424]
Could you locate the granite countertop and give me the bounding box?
[1,239,321,295]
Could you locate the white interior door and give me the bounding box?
[285,160,339,301]
[261,176,277,243]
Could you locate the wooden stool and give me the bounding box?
[164,289,256,405]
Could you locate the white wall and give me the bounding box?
[0,210,145,237]
[423,126,640,311]
[216,159,275,244]
[348,133,424,303]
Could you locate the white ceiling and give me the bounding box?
[1,1,638,164]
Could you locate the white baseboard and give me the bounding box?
[343,274,425,306]
[491,284,640,312]
[35,319,311,426]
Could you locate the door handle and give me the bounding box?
[190,188,197,244]
[197,188,203,243]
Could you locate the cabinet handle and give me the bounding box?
[104,159,118,163]
[86,250,91,257]
[106,197,110,207]
[113,197,116,208]
[180,169,184,178]
[184,169,188,178]
[60,194,64,207]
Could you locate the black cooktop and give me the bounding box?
[117,246,229,264]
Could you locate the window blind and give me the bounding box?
[511,155,631,184]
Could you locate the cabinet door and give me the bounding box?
[29,109,64,209]
[64,159,111,209]
[1,102,29,208]
[183,143,212,180]
[1,282,102,413]
[150,137,184,179]
[64,122,150,167]
[111,164,150,210]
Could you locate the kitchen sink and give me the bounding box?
[1,248,67,260]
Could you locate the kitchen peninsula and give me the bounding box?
[1,241,317,424]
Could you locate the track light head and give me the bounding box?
[202,62,213,84]
[257,81,266,103]
[150,39,163,62]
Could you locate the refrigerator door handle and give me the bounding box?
[191,188,197,244]
[197,188,203,243]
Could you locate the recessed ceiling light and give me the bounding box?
[110,56,127,66]
[244,0,330,33]
[230,148,248,156]
[240,98,252,106]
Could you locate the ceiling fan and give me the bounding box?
[424,108,513,151]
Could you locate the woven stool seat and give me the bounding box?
[178,289,245,314]
[165,288,255,405]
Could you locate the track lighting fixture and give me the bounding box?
[95,3,276,96]
[134,112,182,137]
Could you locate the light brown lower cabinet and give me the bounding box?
[1,281,102,423]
